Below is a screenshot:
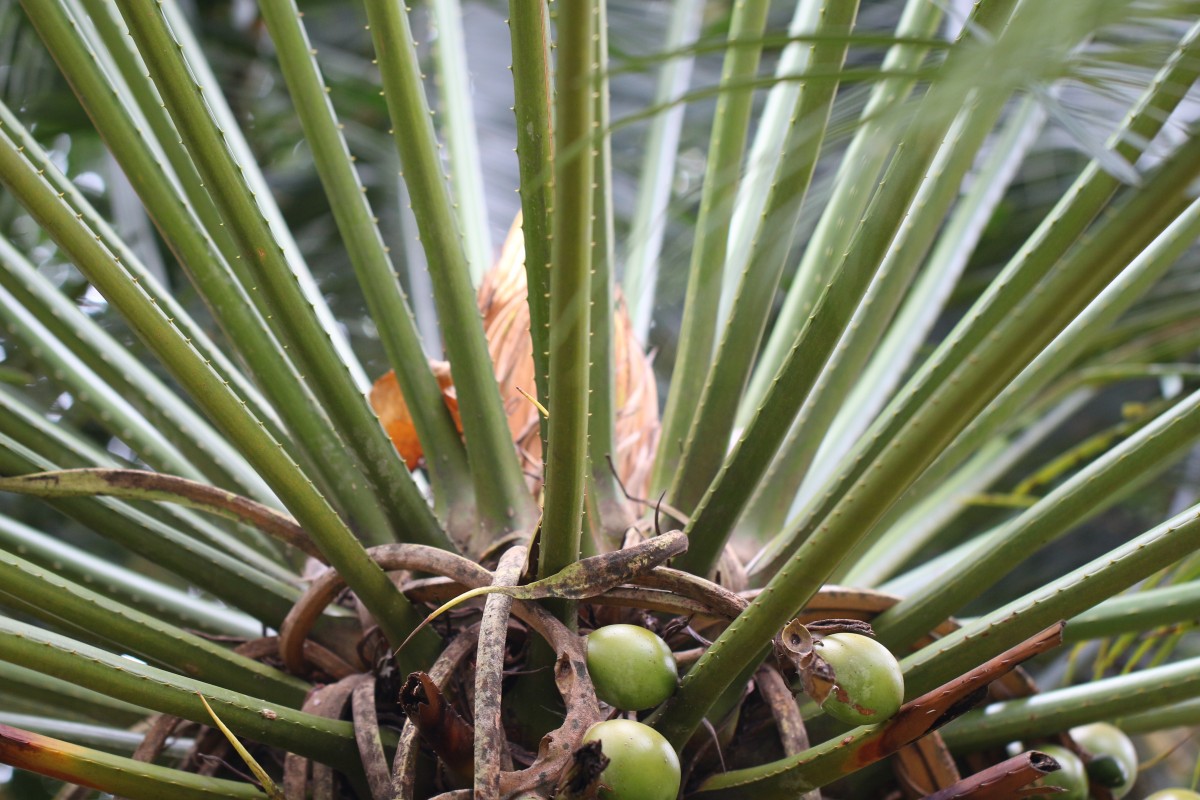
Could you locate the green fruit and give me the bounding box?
[1037,745,1088,800]
[1146,792,1200,800]
[1071,721,1137,798]
[586,624,678,711]
[814,633,904,726]
[582,719,681,800]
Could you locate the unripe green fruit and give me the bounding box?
[814,633,904,726]
[1071,721,1137,798]
[582,719,681,800]
[1037,745,1088,800]
[1146,792,1200,800]
[586,624,678,711]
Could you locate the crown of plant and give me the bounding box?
[0,1,1199,799]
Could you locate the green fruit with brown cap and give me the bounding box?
[582,719,681,800]
[814,633,904,726]
[1071,722,1137,798]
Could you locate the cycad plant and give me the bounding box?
[4,0,1200,797]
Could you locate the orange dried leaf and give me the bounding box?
[369,360,459,469]
[371,213,659,504]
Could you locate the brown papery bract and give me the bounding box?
[371,213,660,504]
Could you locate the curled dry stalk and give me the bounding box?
[271,530,696,797]
[474,546,528,798]
[0,469,325,562]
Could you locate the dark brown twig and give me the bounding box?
[755,666,811,757]
[130,714,185,764]
[606,453,690,528]
[922,750,1061,799]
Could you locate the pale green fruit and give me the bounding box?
[1071,721,1137,798]
[586,624,678,711]
[814,633,904,726]
[582,719,681,800]
[1037,745,1088,800]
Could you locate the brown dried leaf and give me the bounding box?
[370,361,458,470]
[499,650,602,796]
[556,741,608,800]
[370,213,659,501]
[400,672,475,783]
[802,655,838,709]
[779,618,815,659]
[633,567,748,618]
[893,732,961,798]
[393,629,480,800]
[807,619,876,637]
[774,619,837,705]
[775,620,878,708]
[283,674,365,799]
